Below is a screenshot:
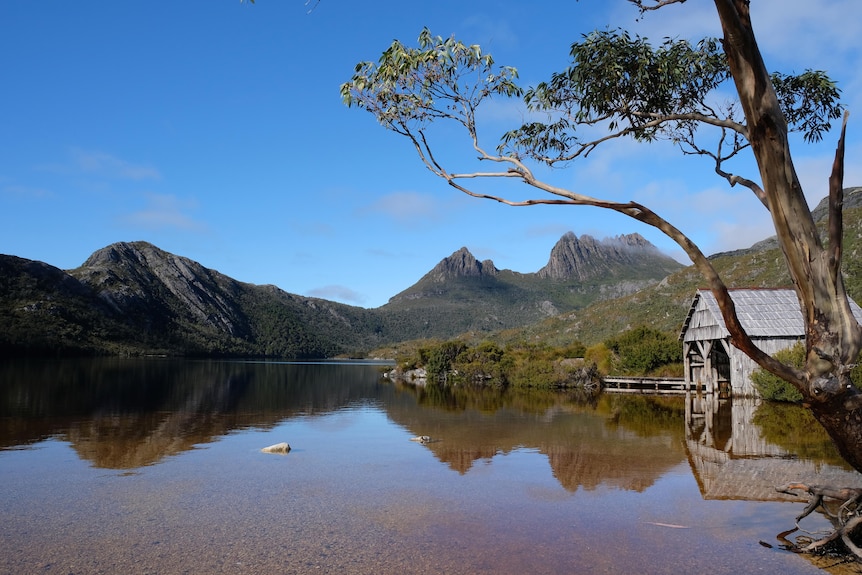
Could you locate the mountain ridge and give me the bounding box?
[0,231,680,357]
[7,187,861,359]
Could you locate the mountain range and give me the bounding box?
[4,187,861,358]
[0,231,681,358]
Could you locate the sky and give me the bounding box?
[2,1,861,309]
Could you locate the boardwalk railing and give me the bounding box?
[602,376,691,395]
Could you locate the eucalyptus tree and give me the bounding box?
[341,1,862,473]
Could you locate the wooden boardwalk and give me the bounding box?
[602,376,691,395]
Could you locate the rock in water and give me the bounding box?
[261,442,291,454]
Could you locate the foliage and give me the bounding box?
[750,343,806,402]
[341,27,521,137]
[396,339,597,390]
[585,343,613,374]
[752,342,862,402]
[604,326,681,375]
[425,340,468,380]
[451,341,510,387]
[343,27,839,171]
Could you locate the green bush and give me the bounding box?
[585,342,612,375]
[394,339,596,389]
[452,341,510,386]
[604,326,681,375]
[751,343,862,401]
[426,340,467,379]
[750,343,804,402]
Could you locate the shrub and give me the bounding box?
[425,340,467,380]
[452,341,510,386]
[750,343,804,402]
[604,326,681,375]
[585,343,612,375]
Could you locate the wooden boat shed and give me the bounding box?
[680,288,862,396]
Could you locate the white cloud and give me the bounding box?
[119,193,207,232]
[746,1,862,64]
[362,191,443,222]
[70,148,161,180]
[307,284,366,305]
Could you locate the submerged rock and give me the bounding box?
[261,442,291,454]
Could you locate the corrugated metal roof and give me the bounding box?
[681,288,862,341]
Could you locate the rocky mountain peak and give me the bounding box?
[74,241,243,336]
[429,247,498,282]
[537,232,662,281]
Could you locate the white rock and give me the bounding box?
[261,442,291,454]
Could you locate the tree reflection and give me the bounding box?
[754,401,850,468]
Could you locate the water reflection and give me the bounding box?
[1,358,859,492]
[396,383,687,491]
[685,392,858,502]
[4,359,862,574]
[0,358,391,468]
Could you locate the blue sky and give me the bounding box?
[2,1,861,309]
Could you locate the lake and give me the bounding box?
[1,358,861,575]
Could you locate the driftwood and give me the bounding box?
[776,482,862,559]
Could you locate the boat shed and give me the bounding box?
[680,288,862,396]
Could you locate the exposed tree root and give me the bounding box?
[776,482,862,560]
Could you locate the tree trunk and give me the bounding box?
[712,0,862,471]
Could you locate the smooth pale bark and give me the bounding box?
[711,0,862,470]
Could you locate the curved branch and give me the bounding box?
[522,111,747,166]
[633,111,748,138]
[441,172,805,386]
[712,128,766,205]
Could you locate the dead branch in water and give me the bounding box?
[776,482,862,559]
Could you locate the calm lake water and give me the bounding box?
[2,358,862,575]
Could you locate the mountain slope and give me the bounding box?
[1,241,389,358]
[380,233,683,339]
[0,255,137,355]
[502,188,862,348]
[0,232,682,357]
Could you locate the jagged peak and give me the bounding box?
[537,232,667,281]
[554,231,654,250]
[428,247,498,282]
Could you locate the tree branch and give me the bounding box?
[440,171,804,386]
[634,111,748,138]
[828,111,850,285]
[628,0,688,11]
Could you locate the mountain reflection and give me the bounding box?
[387,384,687,492]
[0,358,389,468]
[2,358,858,496]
